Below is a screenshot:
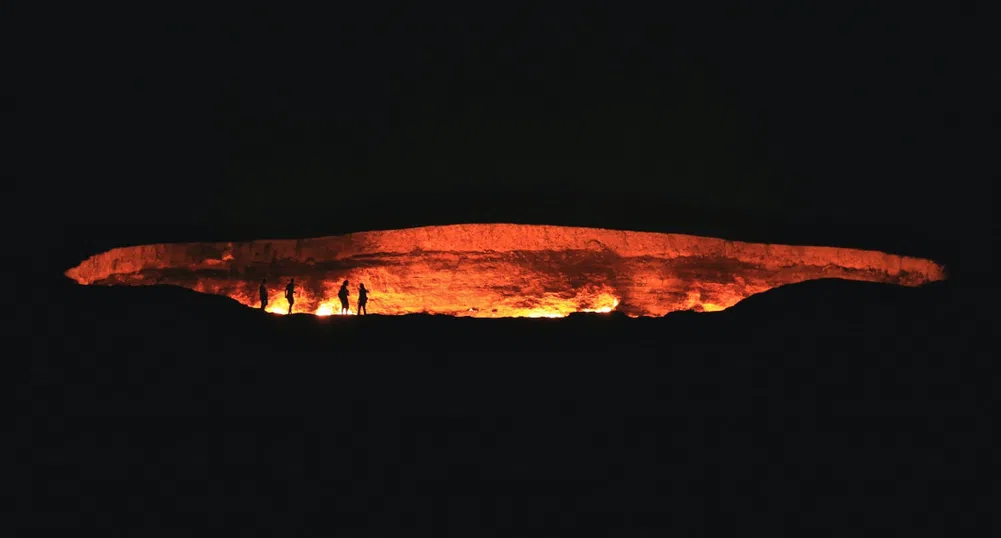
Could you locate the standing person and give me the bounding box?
[358,283,370,315]
[259,278,268,310]
[338,280,350,315]
[285,278,295,315]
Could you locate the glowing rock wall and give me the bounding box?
[65,224,946,317]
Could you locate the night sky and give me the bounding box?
[14,4,993,274]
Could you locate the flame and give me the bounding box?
[257,291,615,318]
[265,304,287,315]
[315,300,355,316]
[64,224,946,318]
[581,297,620,314]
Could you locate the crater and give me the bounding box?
[65,223,946,317]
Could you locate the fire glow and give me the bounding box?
[65,224,946,318]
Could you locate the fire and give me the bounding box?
[582,298,620,314]
[265,304,287,315]
[315,301,355,316]
[65,224,946,318]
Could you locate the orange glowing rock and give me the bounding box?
[65,224,946,317]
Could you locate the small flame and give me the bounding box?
[523,296,620,318]
[581,298,620,314]
[315,301,354,316]
[265,304,287,315]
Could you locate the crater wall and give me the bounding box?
[65,224,946,317]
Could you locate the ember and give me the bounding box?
[65,224,946,317]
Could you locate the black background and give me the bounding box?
[12,3,994,276]
[14,3,995,536]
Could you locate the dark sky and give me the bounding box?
[13,4,994,270]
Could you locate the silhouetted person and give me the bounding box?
[358,283,369,315]
[259,278,268,310]
[285,278,295,314]
[338,280,350,314]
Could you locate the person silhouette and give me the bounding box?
[285,278,295,314]
[259,278,268,310]
[358,283,369,315]
[338,280,350,315]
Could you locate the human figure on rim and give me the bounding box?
[357,283,370,315]
[285,278,295,314]
[259,278,268,310]
[338,280,350,315]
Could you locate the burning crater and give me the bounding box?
[65,224,946,318]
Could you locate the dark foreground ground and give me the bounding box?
[20,276,992,535]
